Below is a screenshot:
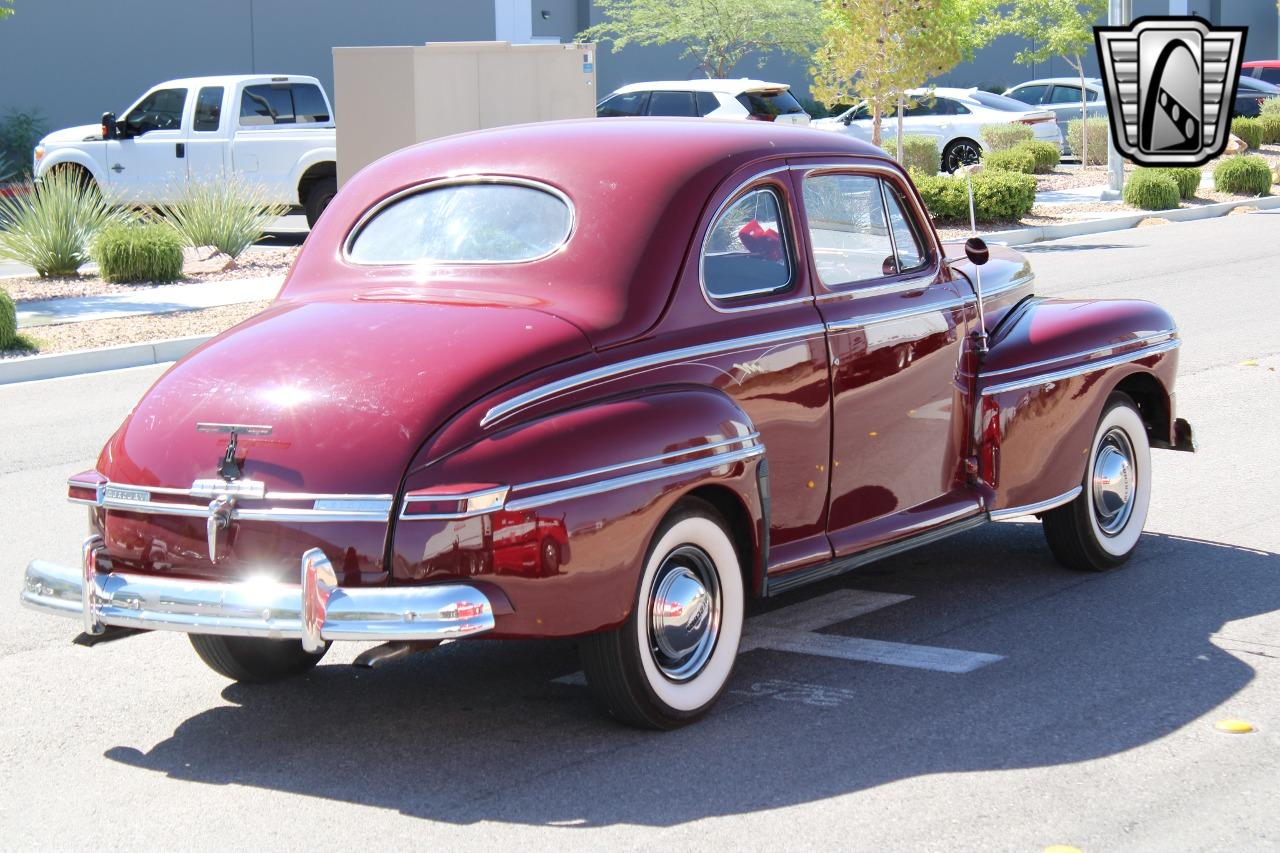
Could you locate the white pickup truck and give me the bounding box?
[33,74,338,226]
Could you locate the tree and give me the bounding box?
[0,0,12,20]
[811,0,991,150]
[580,0,821,79]
[984,0,1107,166]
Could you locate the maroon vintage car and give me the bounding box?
[22,120,1193,729]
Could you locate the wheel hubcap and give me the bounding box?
[648,545,721,681]
[947,144,980,172]
[1092,427,1136,535]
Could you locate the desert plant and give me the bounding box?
[1066,118,1108,165]
[979,123,1035,151]
[0,151,13,183]
[883,134,941,176]
[1259,113,1280,145]
[982,146,1037,174]
[159,175,288,259]
[91,221,184,283]
[0,167,122,277]
[1261,97,1280,118]
[0,108,48,179]
[1017,140,1061,173]
[1214,155,1273,196]
[1231,117,1264,150]
[1123,169,1179,210]
[1143,167,1200,200]
[0,290,16,349]
[914,170,1036,222]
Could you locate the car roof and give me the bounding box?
[1243,60,1280,67]
[150,74,322,89]
[1008,77,1103,88]
[612,79,790,95]
[289,119,892,348]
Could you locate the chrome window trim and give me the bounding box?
[480,323,827,427]
[989,486,1082,521]
[971,273,1035,301]
[341,176,576,268]
[980,331,1177,379]
[698,167,799,312]
[981,339,1181,395]
[505,445,765,512]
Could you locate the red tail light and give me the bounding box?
[1018,117,1053,125]
[747,113,776,122]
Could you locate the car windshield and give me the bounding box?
[967,91,1038,112]
[347,182,572,265]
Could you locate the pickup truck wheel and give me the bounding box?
[1042,392,1151,571]
[189,634,329,683]
[304,177,337,228]
[579,498,744,729]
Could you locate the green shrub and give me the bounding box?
[915,170,1036,222]
[0,152,14,183]
[0,167,122,277]
[883,134,940,175]
[91,222,184,283]
[1231,117,1263,150]
[1261,97,1280,118]
[1142,167,1200,200]
[1259,114,1280,145]
[0,108,47,180]
[979,123,1034,151]
[1017,140,1061,173]
[1124,170,1179,210]
[983,146,1037,174]
[1067,118,1109,165]
[1213,155,1273,196]
[0,290,16,350]
[159,174,288,259]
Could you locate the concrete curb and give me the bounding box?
[0,334,211,385]
[984,193,1280,246]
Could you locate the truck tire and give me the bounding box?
[304,177,337,228]
[189,634,329,683]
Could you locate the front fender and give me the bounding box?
[36,148,107,188]
[388,388,765,638]
[977,298,1181,513]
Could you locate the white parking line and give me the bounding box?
[553,588,1003,684]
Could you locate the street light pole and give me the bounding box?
[1103,0,1133,199]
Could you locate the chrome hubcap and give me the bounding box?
[1092,427,1136,535]
[648,545,721,681]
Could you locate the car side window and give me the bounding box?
[696,91,720,116]
[1086,87,1102,102]
[122,88,188,135]
[1008,85,1049,105]
[193,87,224,133]
[647,91,698,117]
[803,173,896,287]
[597,92,648,117]
[702,187,793,300]
[1048,85,1082,104]
[882,182,928,273]
[291,84,331,123]
[240,85,295,126]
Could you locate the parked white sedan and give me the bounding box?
[596,79,811,125]
[813,87,1061,173]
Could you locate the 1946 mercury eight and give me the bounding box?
[21,120,1194,729]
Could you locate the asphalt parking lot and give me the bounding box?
[1,211,1277,851]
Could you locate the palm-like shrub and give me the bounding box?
[159,175,288,259]
[1124,170,1179,210]
[92,222,184,283]
[979,123,1034,151]
[1214,155,1273,196]
[0,168,122,277]
[883,135,941,176]
[1231,117,1263,150]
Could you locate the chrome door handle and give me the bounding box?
[111,163,124,173]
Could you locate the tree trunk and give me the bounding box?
[872,103,883,148]
[896,94,905,164]
[1076,54,1088,168]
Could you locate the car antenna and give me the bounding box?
[958,163,989,356]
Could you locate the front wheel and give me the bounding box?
[580,498,745,729]
[189,634,329,683]
[942,138,982,173]
[1042,392,1152,571]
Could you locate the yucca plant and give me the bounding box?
[0,151,14,183]
[0,168,123,277]
[159,175,287,259]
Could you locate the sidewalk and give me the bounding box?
[16,276,283,328]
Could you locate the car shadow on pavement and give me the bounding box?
[104,525,1280,828]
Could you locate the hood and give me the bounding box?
[99,297,591,496]
[42,124,104,146]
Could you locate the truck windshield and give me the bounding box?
[346,182,573,265]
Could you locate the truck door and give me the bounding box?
[186,85,228,184]
[107,86,189,204]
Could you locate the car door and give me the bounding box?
[1045,84,1104,139]
[186,85,228,185]
[106,86,189,204]
[793,161,977,556]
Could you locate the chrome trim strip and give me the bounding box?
[826,297,967,332]
[989,486,1082,521]
[99,496,391,523]
[21,553,496,643]
[513,433,761,493]
[341,176,575,268]
[981,339,1181,395]
[813,271,937,302]
[480,324,826,427]
[980,331,1177,378]
[505,445,765,512]
[267,491,395,502]
[402,487,511,504]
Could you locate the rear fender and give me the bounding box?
[389,388,766,638]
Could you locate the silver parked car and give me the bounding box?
[1004,77,1108,151]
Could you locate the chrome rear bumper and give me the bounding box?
[20,537,496,650]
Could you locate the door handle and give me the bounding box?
[111,163,124,173]
[175,143,185,158]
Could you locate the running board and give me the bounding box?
[764,513,988,596]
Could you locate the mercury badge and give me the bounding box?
[194,422,272,562]
[1095,16,1246,167]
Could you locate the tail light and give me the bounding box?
[1018,117,1053,125]
[747,113,776,122]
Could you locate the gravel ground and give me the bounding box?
[1,300,270,359]
[1,247,298,303]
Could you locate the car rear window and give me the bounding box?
[347,182,573,265]
[240,83,330,126]
[968,91,1038,112]
[736,89,805,120]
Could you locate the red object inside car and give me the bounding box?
[739,219,783,261]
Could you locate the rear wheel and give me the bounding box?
[189,634,329,683]
[303,176,337,228]
[942,138,982,173]
[1042,392,1151,571]
[580,498,745,729]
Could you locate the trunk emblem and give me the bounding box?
[196,423,273,562]
[196,422,274,482]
